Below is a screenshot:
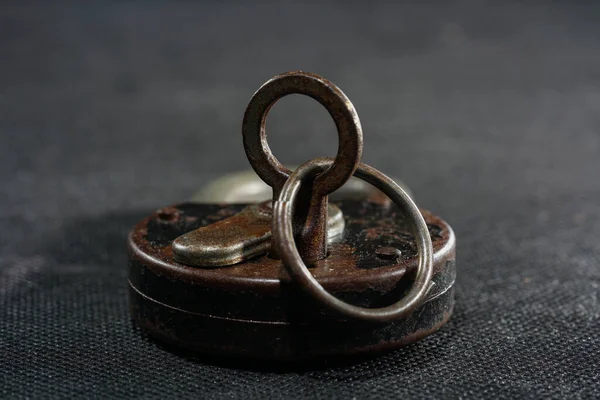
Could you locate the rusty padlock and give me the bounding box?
[127,71,456,359]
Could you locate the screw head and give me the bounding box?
[157,207,180,222]
[375,246,402,260]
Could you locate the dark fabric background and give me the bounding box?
[1,1,599,399]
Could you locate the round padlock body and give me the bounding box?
[128,200,456,359]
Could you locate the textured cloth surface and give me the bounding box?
[1,1,600,399]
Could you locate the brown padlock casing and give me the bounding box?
[128,198,455,359]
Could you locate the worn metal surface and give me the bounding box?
[128,198,456,359]
[273,158,433,322]
[127,71,455,359]
[242,71,363,263]
[172,202,345,267]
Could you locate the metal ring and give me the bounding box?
[242,71,363,196]
[272,158,433,323]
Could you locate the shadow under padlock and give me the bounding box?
[127,71,456,360]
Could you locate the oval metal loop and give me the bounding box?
[242,71,363,196]
[272,158,434,323]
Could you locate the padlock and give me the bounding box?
[127,71,456,359]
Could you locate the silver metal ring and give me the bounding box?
[272,158,433,322]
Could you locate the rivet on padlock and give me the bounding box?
[127,71,456,359]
